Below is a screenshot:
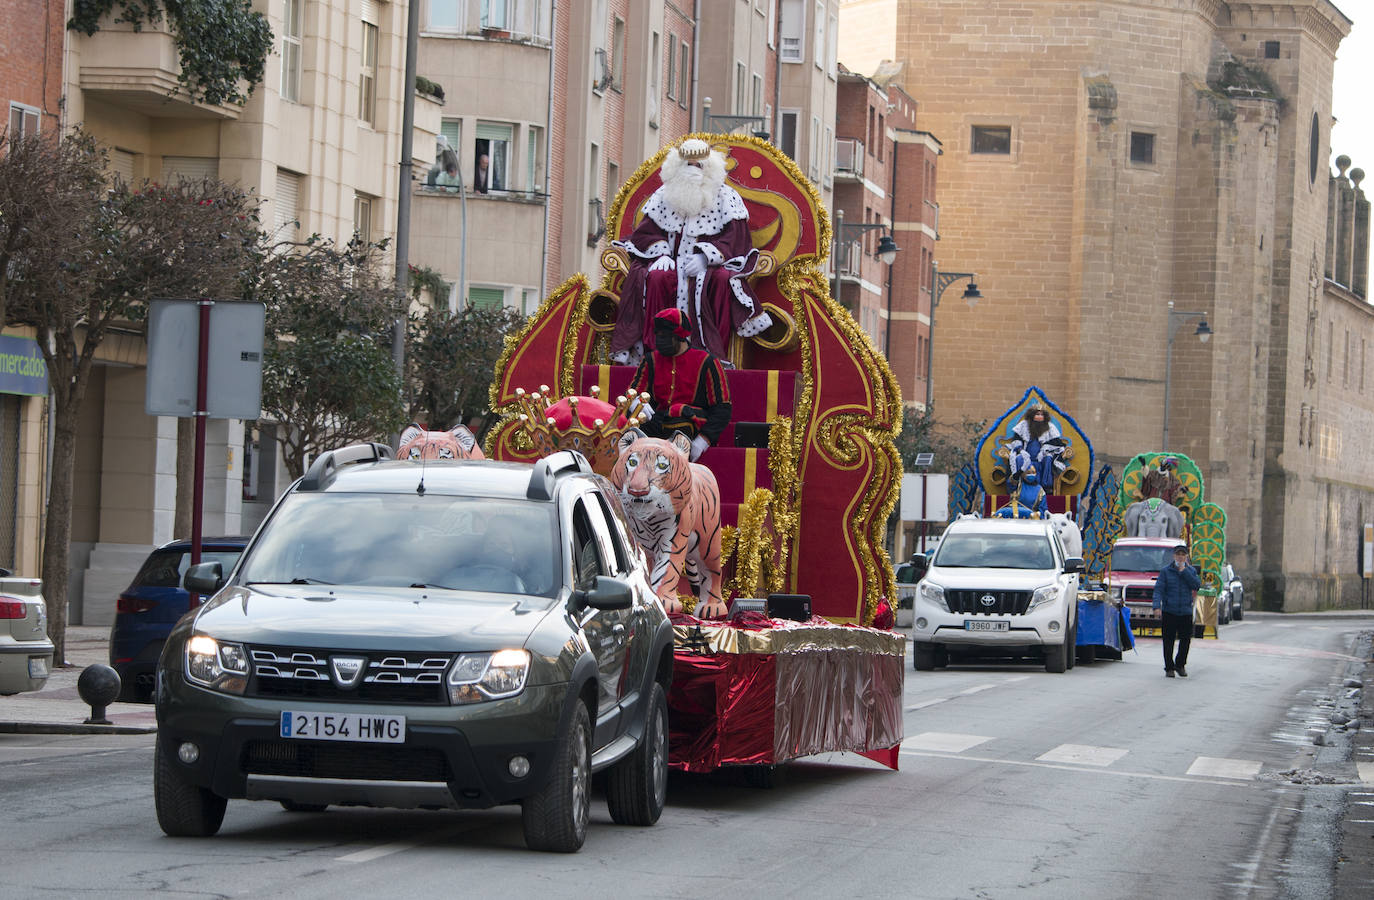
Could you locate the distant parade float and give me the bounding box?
[485,135,905,772]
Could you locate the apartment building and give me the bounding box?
[843,0,1370,610]
[56,0,412,623]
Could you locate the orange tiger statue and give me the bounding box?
[610,428,725,618]
[397,423,485,460]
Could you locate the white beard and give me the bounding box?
[659,152,726,221]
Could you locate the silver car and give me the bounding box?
[1220,563,1244,621]
[0,573,53,695]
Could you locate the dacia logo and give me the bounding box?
[330,656,367,689]
[980,594,997,607]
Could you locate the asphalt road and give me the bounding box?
[1,614,1370,899]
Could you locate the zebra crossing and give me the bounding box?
[900,731,1273,783]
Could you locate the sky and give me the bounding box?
[1332,5,1374,175]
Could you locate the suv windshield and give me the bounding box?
[1111,545,1174,573]
[933,532,1055,569]
[240,493,559,597]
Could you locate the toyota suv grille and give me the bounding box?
[945,589,1032,615]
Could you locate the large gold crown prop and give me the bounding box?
[512,385,650,471]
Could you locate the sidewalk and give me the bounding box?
[0,625,156,734]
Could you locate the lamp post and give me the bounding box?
[831,208,900,315]
[924,262,982,410]
[1161,301,1213,450]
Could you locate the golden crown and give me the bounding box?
[512,385,650,473]
[677,139,711,161]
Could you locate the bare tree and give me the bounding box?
[257,235,406,479]
[1,129,261,663]
[407,304,525,438]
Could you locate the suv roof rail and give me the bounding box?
[299,442,394,492]
[526,450,593,500]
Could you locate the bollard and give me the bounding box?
[77,664,122,725]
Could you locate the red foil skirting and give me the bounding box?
[667,617,905,773]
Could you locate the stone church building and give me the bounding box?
[839,0,1370,610]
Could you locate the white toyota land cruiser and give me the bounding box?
[908,516,1083,673]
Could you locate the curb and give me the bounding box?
[0,721,157,735]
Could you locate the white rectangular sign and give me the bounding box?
[900,473,949,522]
[146,299,265,419]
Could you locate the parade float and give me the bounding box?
[484,135,905,771]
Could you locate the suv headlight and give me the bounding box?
[918,581,947,612]
[1108,585,1123,601]
[185,635,249,695]
[1029,584,1060,611]
[448,649,530,704]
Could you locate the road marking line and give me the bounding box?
[338,841,422,863]
[905,697,950,711]
[1187,756,1262,780]
[901,732,993,753]
[1358,762,1374,784]
[897,749,1251,787]
[1036,743,1129,767]
[1002,675,1031,683]
[959,683,997,695]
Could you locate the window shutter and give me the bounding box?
[360,0,377,24]
[109,149,135,185]
[476,122,513,142]
[275,169,301,236]
[440,119,462,150]
[162,156,219,182]
[468,287,505,311]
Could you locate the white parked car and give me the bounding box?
[0,573,53,695]
[908,517,1082,673]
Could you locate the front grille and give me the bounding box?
[247,646,452,704]
[241,740,453,782]
[1124,586,1154,602]
[946,589,1031,615]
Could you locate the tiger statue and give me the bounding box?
[609,428,725,618]
[397,423,485,460]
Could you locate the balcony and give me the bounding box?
[76,23,242,120]
[834,138,865,181]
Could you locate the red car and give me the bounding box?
[1107,537,1204,635]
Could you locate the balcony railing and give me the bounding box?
[835,138,864,179]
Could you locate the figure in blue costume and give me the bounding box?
[1006,405,1069,492]
[995,463,1050,519]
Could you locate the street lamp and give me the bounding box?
[924,262,982,410]
[831,208,900,313]
[1161,301,1213,450]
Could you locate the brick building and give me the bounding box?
[840,0,1369,610]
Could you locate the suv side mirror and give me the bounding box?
[571,575,633,613]
[184,561,225,595]
[1063,557,1084,575]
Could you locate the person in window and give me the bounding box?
[426,137,461,192]
[1152,545,1201,677]
[474,153,491,193]
[625,308,732,462]
[609,138,773,364]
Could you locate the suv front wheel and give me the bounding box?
[522,701,592,852]
[606,682,668,826]
[154,735,227,836]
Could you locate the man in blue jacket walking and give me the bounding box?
[1153,545,1202,677]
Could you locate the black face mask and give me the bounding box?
[654,333,679,355]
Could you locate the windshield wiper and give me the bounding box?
[246,577,334,586]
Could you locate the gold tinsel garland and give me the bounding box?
[728,488,775,599]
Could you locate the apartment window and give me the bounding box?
[359,20,378,127]
[780,0,803,62]
[475,122,512,192]
[1130,131,1155,164]
[162,156,219,182]
[752,73,763,116]
[735,62,747,113]
[823,124,833,182]
[767,0,777,48]
[1262,40,1280,59]
[877,113,885,161]
[441,119,462,154]
[650,32,661,121]
[679,41,689,106]
[108,148,135,184]
[274,169,302,239]
[280,0,302,102]
[813,1,824,68]
[779,109,799,159]
[482,0,509,30]
[971,125,1011,155]
[353,192,374,242]
[667,35,678,100]
[867,107,874,150]
[526,126,542,196]
[469,286,505,311]
[810,115,821,180]
[827,12,838,76]
[429,0,460,28]
[612,17,626,91]
[7,103,39,137]
[607,161,620,206]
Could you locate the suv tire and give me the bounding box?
[1044,635,1068,674]
[912,643,937,671]
[1233,605,1243,621]
[523,701,591,852]
[154,735,227,837]
[606,682,668,826]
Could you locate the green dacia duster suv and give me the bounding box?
[154,444,675,852]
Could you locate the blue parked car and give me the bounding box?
[109,537,249,701]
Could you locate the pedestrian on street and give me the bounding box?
[1153,545,1201,677]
